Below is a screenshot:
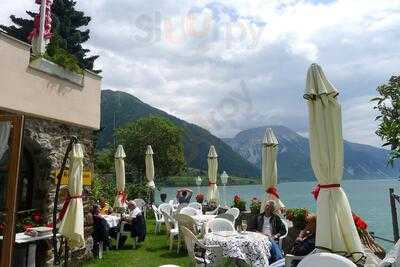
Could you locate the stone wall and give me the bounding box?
[22,116,95,265]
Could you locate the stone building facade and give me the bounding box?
[0,31,102,265]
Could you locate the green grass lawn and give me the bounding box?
[84,219,191,267]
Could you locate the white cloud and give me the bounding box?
[1,0,400,147]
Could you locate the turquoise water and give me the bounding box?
[156,179,398,250]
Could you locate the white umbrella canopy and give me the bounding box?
[261,128,285,213]
[145,145,155,189]
[58,143,85,248]
[207,145,219,204]
[305,63,364,261]
[114,145,127,208]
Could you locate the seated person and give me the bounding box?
[256,200,287,263]
[176,188,193,204]
[99,197,111,215]
[292,215,316,256]
[121,201,146,244]
[91,204,110,254]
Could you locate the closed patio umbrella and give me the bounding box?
[207,145,219,204]
[145,145,155,189]
[261,128,285,212]
[58,143,85,248]
[114,145,126,208]
[304,63,364,261]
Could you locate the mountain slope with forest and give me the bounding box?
[98,90,260,178]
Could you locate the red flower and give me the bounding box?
[46,223,53,228]
[23,224,33,231]
[233,194,241,203]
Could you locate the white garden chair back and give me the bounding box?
[188,202,203,212]
[176,214,199,254]
[225,207,240,220]
[278,219,289,249]
[162,210,179,251]
[181,226,223,266]
[180,207,200,216]
[159,203,173,216]
[152,204,164,234]
[298,253,357,267]
[205,218,235,233]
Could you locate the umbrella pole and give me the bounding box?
[52,136,78,266]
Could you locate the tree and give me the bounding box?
[0,0,100,73]
[116,116,187,183]
[372,75,400,165]
[94,147,114,174]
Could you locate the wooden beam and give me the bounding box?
[0,115,24,267]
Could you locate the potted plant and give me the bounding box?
[250,197,261,215]
[196,193,205,204]
[233,194,246,211]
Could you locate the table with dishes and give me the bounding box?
[101,214,121,228]
[203,231,272,266]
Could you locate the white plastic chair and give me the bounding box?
[278,219,289,249]
[116,221,137,249]
[188,202,203,212]
[205,206,219,215]
[162,211,179,251]
[181,226,223,266]
[152,204,165,234]
[298,252,357,267]
[205,218,235,233]
[180,207,200,216]
[176,214,199,254]
[225,207,240,221]
[159,203,173,216]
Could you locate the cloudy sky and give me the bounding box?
[2,0,400,147]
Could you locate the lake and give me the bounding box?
[155,179,399,250]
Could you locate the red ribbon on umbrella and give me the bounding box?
[311,183,341,200]
[58,194,82,221]
[352,212,368,230]
[266,186,280,199]
[208,182,216,186]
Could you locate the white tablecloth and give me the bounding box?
[102,215,120,228]
[204,231,272,266]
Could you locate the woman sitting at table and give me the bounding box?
[92,204,111,254]
[256,200,286,263]
[121,201,146,244]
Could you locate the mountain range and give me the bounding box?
[98,90,398,181]
[98,90,260,178]
[223,126,398,181]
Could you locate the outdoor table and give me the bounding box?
[1,232,61,267]
[203,231,272,266]
[102,214,120,228]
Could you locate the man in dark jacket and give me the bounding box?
[256,200,287,263]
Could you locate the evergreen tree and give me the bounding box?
[0,0,100,73]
